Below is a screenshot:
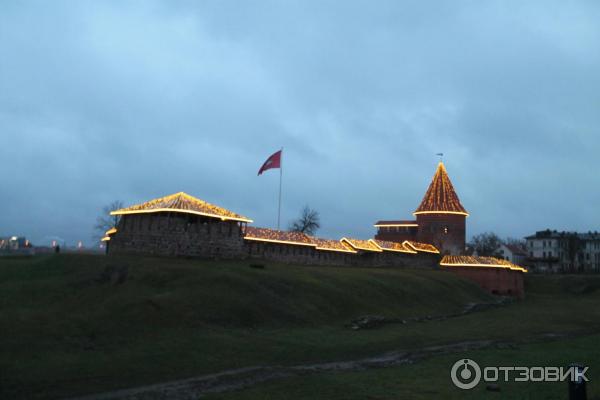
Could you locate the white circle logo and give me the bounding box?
[451,359,481,389]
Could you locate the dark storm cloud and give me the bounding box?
[1,1,599,247]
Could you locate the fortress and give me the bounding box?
[103,162,526,297]
[102,191,440,269]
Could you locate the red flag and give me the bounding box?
[258,150,282,175]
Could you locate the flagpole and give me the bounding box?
[277,148,283,230]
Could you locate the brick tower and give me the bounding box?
[414,162,468,255]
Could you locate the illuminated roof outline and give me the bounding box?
[312,238,357,253]
[440,255,527,273]
[341,238,383,252]
[374,220,418,228]
[111,192,253,223]
[414,162,468,216]
[403,240,440,254]
[369,239,417,253]
[101,227,118,242]
[244,226,315,247]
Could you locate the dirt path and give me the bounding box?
[69,336,556,400]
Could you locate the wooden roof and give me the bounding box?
[244,227,315,246]
[111,192,252,223]
[414,162,468,216]
[403,240,440,254]
[440,255,527,272]
[244,228,356,253]
[312,238,357,253]
[370,239,417,254]
[341,238,383,252]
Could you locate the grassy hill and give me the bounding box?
[2,254,600,399]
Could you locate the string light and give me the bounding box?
[373,222,419,228]
[414,162,469,216]
[111,192,253,223]
[244,227,315,246]
[312,238,357,253]
[403,240,440,254]
[244,228,356,253]
[440,255,527,272]
[341,238,383,252]
[369,239,417,253]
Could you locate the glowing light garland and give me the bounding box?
[369,239,417,254]
[244,227,315,247]
[111,192,253,223]
[242,228,439,255]
[374,223,419,228]
[440,255,527,273]
[403,240,440,254]
[414,162,469,216]
[341,238,383,252]
[312,238,357,253]
[244,228,357,253]
[105,227,117,235]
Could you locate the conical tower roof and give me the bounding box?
[414,162,468,216]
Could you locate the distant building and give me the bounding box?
[525,230,600,273]
[0,236,33,256]
[497,243,528,266]
[0,236,29,251]
[374,162,468,255]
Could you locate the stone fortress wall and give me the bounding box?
[108,213,440,269]
[107,212,525,298]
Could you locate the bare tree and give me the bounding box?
[469,232,502,256]
[94,200,124,240]
[289,205,320,235]
[505,237,526,248]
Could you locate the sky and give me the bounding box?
[1,1,599,247]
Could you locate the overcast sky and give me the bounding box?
[1,1,599,247]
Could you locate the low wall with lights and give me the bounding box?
[440,256,526,298]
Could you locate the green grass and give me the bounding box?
[206,334,600,400]
[1,254,600,399]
